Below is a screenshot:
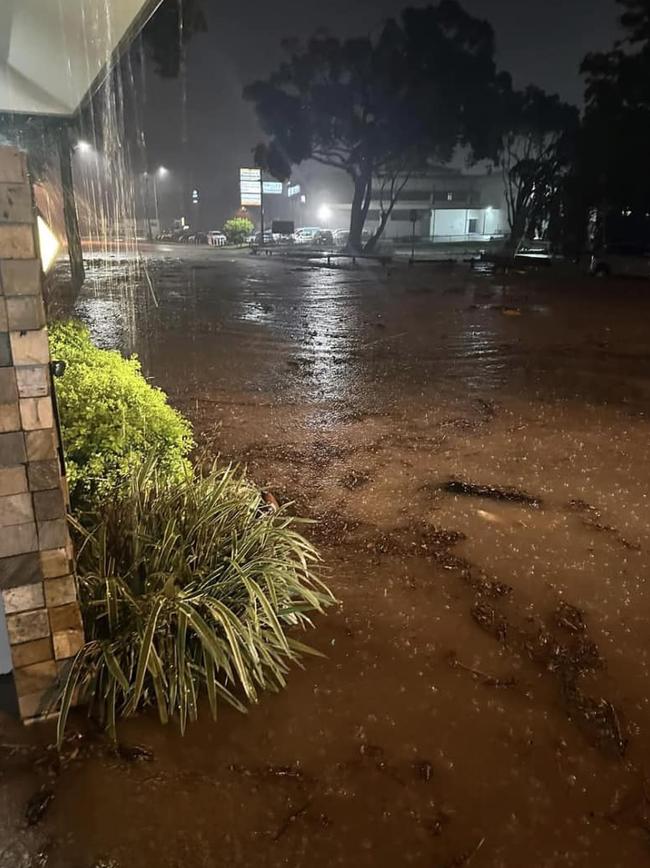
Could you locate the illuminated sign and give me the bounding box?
[287,184,301,198]
[240,168,261,206]
[263,181,283,195]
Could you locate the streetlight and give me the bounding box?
[75,140,92,154]
[318,203,332,224]
[143,166,170,239]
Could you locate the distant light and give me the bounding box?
[37,216,60,273]
[318,204,332,222]
[76,140,92,154]
[157,166,169,177]
[300,195,306,204]
[486,205,493,213]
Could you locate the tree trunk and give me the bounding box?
[57,125,85,292]
[348,173,371,252]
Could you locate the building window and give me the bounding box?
[447,192,453,201]
[468,218,478,234]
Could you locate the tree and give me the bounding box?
[223,217,254,244]
[497,83,579,250]
[142,0,207,78]
[245,1,500,251]
[581,0,650,221]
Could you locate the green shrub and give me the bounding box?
[49,320,193,504]
[223,216,254,244]
[56,461,334,743]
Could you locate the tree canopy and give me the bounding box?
[581,0,650,212]
[496,83,578,248]
[245,1,501,250]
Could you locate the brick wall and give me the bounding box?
[0,146,83,722]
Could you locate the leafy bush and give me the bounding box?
[223,216,254,244]
[56,461,334,743]
[49,321,193,504]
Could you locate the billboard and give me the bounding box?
[240,168,261,207]
[263,181,283,195]
[272,220,295,236]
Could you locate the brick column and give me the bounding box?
[0,146,84,722]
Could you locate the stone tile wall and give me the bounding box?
[0,147,83,722]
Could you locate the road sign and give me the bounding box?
[287,184,301,198]
[263,181,283,195]
[240,168,262,207]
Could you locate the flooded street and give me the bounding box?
[3,248,650,867]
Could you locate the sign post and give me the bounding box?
[409,209,418,265]
[240,169,284,250]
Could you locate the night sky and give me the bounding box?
[140,0,620,227]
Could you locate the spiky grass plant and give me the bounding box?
[56,462,334,745]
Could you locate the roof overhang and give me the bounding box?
[0,0,162,117]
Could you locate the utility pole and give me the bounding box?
[153,174,160,227]
[259,173,265,249]
[57,124,85,292]
[143,172,153,241]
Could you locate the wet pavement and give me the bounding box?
[3,247,650,867]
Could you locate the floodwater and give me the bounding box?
[3,248,650,867]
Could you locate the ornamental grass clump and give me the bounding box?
[56,461,334,745]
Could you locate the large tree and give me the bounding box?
[580,0,650,221]
[245,1,500,251]
[497,83,578,250]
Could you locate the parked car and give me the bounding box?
[333,229,350,247]
[314,229,334,247]
[294,227,321,245]
[254,230,277,245]
[207,230,227,246]
[590,242,650,278]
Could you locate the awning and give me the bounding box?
[0,0,162,117]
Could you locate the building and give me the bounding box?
[335,165,509,243]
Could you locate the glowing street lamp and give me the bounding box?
[318,204,332,223]
[75,140,92,154]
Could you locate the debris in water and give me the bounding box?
[567,499,641,550]
[25,787,54,826]
[273,801,311,841]
[443,479,542,508]
[261,490,280,512]
[413,760,433,783]
[115,744,154,763]
[554,601,587,634]
[442,836,486,867]
[340,469,371,490]
[446,651,517,688]
[470,602,508,641]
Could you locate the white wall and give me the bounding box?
[431,209,469,237]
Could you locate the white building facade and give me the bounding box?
[336,166,509,243]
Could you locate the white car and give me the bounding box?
[207,231,227,247]
[294,227,321,245]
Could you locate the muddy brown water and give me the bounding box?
[3,250,650,867]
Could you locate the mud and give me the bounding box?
[3,250,650,866]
